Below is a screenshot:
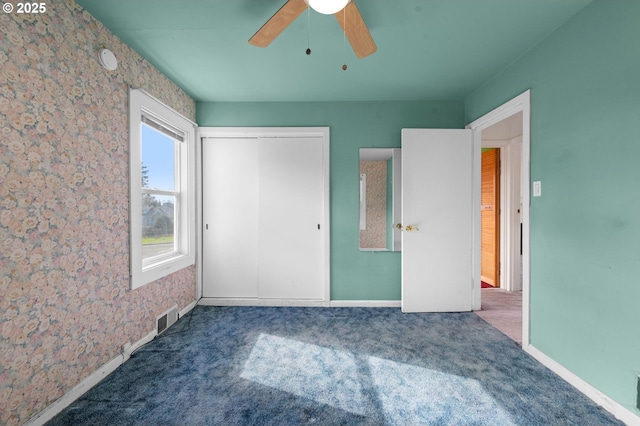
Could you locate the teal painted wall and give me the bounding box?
[197,101,464,300]
[465,0,640,415]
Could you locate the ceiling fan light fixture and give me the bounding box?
[305,0,350,15]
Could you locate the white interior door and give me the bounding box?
[401,129,477,312]
[202,137,259,298]
[258,137,325,300]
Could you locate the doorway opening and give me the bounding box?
[468,90,530,347]
[481,112,523,292]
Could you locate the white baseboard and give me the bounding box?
[123,329,156,362]
[197,298,402,308]
[24,354,124,426]
[330,300,402,308]
[25,301,196,426]
[525,344,640,426]
[198,298,328,307]
[180,300,198,318]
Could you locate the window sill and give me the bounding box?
[131,253,195,290]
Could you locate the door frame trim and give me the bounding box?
[196,127,331,305]
[467,90,531,347]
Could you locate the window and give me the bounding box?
[129,89,196,289]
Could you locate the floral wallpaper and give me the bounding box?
[0,1,197,424]
[359,161,387,250]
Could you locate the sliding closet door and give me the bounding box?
[258,137,325,300]
[201,130,328,302]
[202,138,259,298]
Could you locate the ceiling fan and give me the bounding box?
[249,0,377,59]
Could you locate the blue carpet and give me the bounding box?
[48,306,623,425]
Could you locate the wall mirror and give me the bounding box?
[359,148,402,251]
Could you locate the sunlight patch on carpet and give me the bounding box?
[368,356,517,425]
[241,333,371,416]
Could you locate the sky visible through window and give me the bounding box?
[142,124,175,191]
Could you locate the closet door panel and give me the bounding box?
[258,137,325,300]
[202,138,259,298]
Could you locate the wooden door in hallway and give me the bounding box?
[481,148,500,287]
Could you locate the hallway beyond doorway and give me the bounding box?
[475,288,522,345]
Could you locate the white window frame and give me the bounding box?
[129,89,196,289]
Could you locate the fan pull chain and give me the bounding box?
[306,7,312,55]
[342,7,347,70]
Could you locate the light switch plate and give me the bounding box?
[533,181,542,197]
